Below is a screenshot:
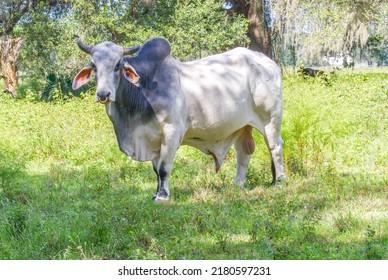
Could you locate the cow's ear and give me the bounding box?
[123,64,140,87]
[73,66,93,90]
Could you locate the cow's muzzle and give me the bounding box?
[97,92,111,104]
[98,96,109,104]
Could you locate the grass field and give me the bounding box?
[0,69,387,259]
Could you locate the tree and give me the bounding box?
[0,35,23,97]
[0,0,69,97]
[0,0,33,97]
[227,0,272,58]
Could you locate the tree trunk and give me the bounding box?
[247,0,272,58]
[230,0,272,59]
[0,36,23,98]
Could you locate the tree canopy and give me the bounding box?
[0,0,387,99]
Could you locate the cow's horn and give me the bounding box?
[75,38,93,54]
[123,44,141,55]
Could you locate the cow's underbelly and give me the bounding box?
[182,128,244,151]
[182,126,246,172]
[183,120,244,141]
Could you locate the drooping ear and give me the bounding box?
[72,66,93,90]
[123,63,140,87]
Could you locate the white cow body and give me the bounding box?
[178,48,283,179]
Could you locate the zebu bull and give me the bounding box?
[73,37,285,201]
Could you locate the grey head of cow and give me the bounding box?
[72,38,141,103]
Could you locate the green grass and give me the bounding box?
[0,69,387,259]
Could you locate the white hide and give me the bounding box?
[178,48,283,173]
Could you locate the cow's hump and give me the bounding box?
[137,37,171,61]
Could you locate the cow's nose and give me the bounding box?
[97,91,110,104]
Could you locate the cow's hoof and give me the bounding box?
[271,179,286,187]
[152,189,170,202]
[152,195,170,202]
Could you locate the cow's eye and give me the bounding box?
[114,62,121,72]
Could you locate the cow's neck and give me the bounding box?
[104,77,160,161]
[106,77,156,129]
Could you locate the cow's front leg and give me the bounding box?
[152,157,171,201]
[152,159,161,198]
[152,125,182,202]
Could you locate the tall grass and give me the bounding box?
[0,70,387,259]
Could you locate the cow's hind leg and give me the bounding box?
[263,120,286,185]
[234,126,255,186]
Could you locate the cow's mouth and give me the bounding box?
[98,97,109,104]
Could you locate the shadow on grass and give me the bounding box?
[0,152,386,260]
